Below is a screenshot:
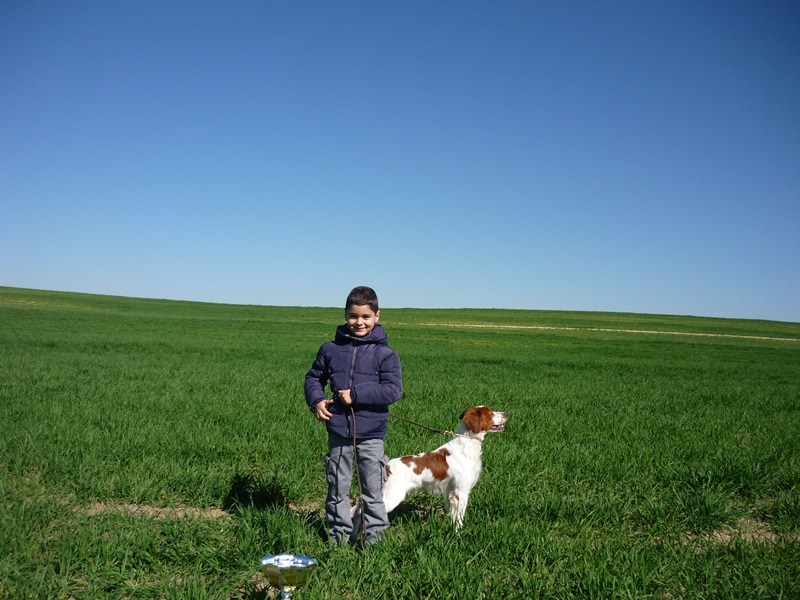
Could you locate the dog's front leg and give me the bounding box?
[448,489,469,530]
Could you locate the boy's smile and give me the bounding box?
[346,304,380,337]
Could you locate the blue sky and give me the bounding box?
[2,2,799,322]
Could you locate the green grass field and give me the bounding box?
[2,286,799,599]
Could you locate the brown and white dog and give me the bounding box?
[381,406,507,530]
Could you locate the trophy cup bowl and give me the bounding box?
[261,554,317,599]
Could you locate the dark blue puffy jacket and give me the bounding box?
[305,323,402,439]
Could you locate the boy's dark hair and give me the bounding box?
[346,286,379,312]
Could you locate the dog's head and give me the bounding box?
[458,406,508,436]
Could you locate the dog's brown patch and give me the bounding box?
[400,449,451,481]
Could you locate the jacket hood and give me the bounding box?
[334,322,389,345]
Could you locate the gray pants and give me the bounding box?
[324,431,389,544]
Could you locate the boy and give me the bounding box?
[304,286,402,546]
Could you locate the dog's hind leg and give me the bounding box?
[381,475,409,514]
[349,503,363,543]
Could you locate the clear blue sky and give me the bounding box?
[2,2,799,322]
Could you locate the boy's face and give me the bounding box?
[346,304,380,337]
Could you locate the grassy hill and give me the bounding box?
[2,287,798,598]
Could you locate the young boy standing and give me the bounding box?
[304,286,402,546]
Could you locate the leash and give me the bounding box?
[349,405,367,543]
[388,412,467,439]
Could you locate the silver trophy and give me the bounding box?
[261,554,318,599]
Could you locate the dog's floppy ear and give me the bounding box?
[459,407,483,434]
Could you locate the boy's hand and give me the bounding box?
[313,399,334,421]
[338,389,353,406]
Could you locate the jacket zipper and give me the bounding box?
[347,344,358,437]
